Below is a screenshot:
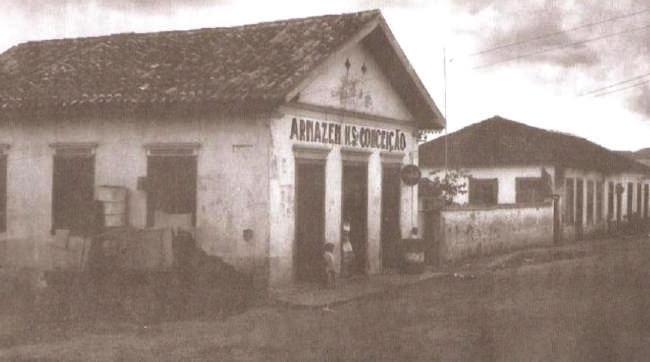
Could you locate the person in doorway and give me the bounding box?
[323,242,336,289]
[341,220,355,278]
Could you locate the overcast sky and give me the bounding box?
[1,0,649,151]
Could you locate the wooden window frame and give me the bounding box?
[468,178,498,206]
[515,177,546,204]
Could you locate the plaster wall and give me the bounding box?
[423,166,553,205]
[0,113,271,280]
[299,43,413,122]
[268,107,418,286]
[438,204,553,262]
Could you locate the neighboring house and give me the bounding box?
[0,10,444,288]
[419,116,650,242]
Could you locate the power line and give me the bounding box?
[468,8,650,58]
[474,22,650,69]
[593,79,650,97]
[578,72,650,97]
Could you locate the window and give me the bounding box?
[515,177,546,204]
[596,181,603,222]
[52,147,95,235]
[145,143,200,228]
[469,178,498,205]
[0,155,6,232]
[146,156,198,227]
[586,181,594,225]
[607,182,614,220]
[564,178,575,225]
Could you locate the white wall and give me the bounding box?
[299,43,413,122]
[269,106,418,286]
[266,41,424,286]
[423,165,553,205]
[0,112,271,277]
[438,204,554,261]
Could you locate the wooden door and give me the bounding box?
[52,155,95,235]
[381,166,401,269]
[295,161,326,282]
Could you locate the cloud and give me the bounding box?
[628,86,650,118]
[451,0,650,119]
[452,0,601,69]
[354,0,428,9]
[95,0,229,13]
[7,0,227,15]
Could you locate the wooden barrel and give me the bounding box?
[401,238,425,274]
[104,213,127,228]
[96,185,128,202]
[96,186,128,228]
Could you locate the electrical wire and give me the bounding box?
[578,71,650,97]
[593,79,650,97]
[474,22,650,69]
[467,7,650,58]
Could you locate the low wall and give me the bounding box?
[437,203,554,262]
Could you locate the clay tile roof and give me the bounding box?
[419,116,650,175]
[0,10,381,111]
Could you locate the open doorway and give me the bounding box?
[52,155,95,235]
[381,165,401,270]
[146,155,197,229]
[294,160,326,282]
[342,163,368,275]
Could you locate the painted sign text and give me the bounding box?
[289,117,407,152]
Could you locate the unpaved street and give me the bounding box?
[3,237,650,361]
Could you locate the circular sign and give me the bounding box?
[400,164,421,186]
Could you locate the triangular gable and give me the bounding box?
[297,42,414,122]
[284,14,445,130]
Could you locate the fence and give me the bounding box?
[425,202,554,263]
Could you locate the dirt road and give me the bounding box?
[3,236,650,361]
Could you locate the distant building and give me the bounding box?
[0,10,444,287]
[419,116,650,242]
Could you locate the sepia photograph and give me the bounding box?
[0,0,649,360]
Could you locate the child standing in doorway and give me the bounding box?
[323,242,336,289]
[341,220,355,278]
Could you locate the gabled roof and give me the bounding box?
[419,116,650,175]
[0,10,444,129]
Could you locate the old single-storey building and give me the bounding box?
[419,116,650,251]
[0,10,444,287]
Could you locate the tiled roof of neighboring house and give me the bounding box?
[420,116,650,175]
[617,148,650,167]
[0,10,444,128]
